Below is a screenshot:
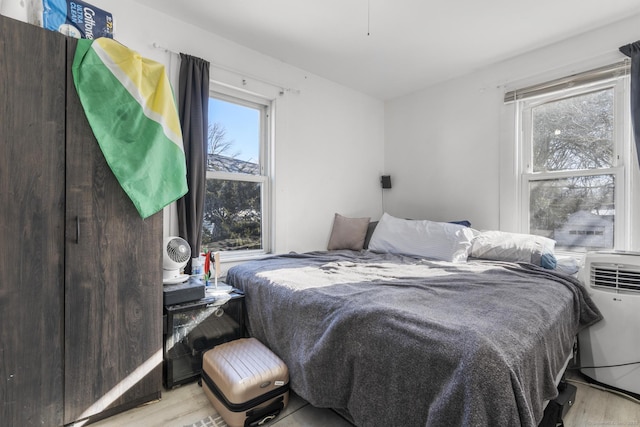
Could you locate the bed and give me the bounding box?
[225,214,602,427]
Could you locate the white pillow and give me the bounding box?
[470,230,556,266]
[368,213,474,262]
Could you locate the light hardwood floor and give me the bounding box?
[563,373,640,427]
[86,373,640,427]
[86,383,351,427]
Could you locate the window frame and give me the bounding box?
[205,84,274,261]
[516,76,631,253]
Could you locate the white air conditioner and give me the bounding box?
[577,251,640,395]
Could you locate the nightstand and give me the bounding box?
[163,288,246,389]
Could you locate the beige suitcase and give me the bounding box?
[202,337,289,427]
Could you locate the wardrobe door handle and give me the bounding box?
[76,216,80,244]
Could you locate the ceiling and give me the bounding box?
[133,0,640,100]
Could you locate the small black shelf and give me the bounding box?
[163,288,246,389]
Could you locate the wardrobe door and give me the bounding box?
[63,38,163,424]
[0,15,66,426]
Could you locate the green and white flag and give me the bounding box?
[72,38,188,218]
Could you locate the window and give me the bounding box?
[515,68,630,252]
[201,88,272,258]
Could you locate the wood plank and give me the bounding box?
[0,15,66,426]
[564,373,640,426]
[90,383,316,427]
[89,374,640,427]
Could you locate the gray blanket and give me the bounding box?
[226,250,602,427]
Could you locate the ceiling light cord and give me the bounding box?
[367,0,371,36]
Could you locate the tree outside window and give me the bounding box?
[522,85,623,251]
[201,94,270,255]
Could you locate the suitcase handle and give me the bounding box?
[257,414,276,426]
[245,397,284,427]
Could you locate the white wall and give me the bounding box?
[11,1,639,253]
[385,13,640,247]
[384,70,503,227]
[71,0,385,255]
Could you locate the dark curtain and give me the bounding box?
[177,53,210,273]
[619,41,640,168]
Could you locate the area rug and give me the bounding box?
[184,413,228,427]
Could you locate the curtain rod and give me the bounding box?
[152,42,299,95]
[504,59,629,103]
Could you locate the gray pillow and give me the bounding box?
[363,221,379,249]
[327,213,370,251]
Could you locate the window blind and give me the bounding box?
[504,60,629,103]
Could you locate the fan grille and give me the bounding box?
[166,238,191,264]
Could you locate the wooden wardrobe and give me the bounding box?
[0,14,162,426]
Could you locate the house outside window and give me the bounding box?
[201,88,272,259]
[514,66,631,252]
